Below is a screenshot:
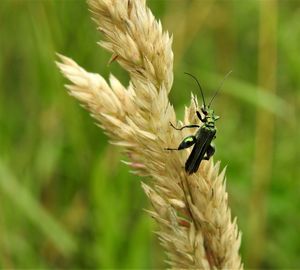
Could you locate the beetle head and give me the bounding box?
[201,105,208,116]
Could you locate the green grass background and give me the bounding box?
[0,0,299,269]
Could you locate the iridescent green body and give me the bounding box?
[165,72,225,174]
[166,106,219,174]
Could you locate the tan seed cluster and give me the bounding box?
[56,0,243,268]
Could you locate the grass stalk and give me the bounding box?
[246,0,278,267]
[56,0,242,268]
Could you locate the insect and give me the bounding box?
[166,72,231,174]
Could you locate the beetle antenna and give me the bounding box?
[184,72,206,108]
[208,70,232,108]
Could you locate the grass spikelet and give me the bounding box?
[56,0,243,268]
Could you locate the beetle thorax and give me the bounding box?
[206,118,215,127]
[204,108,219,127]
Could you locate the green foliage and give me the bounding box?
[0,0,299,268]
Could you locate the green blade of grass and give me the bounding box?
[200,71,293,119]
[0,160,77,256]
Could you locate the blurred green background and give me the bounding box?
[0,0,299,269]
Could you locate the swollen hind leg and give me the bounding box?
[204,144,215,160]
[165,136,196,151]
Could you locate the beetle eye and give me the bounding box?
[201,108,208,115]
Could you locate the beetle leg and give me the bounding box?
[169,122,199,131]
[196,111,206,123]
[204,144,215,160]
[165,135,196,151]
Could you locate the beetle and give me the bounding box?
[165,72,231,174]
